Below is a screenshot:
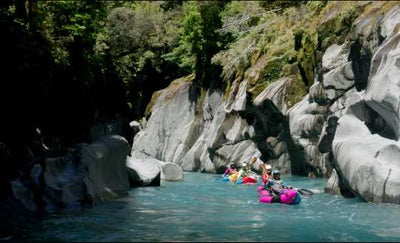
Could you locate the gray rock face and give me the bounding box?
[12,135,131,212]
[332,31,400,203]
[126,157,161,187]
[10,180,37,212]
[81,135,130,200]
[289,4,400,203]
[132,71,293,174]
[127,154,183,186]
[322,44,348,71]
[44,156,86,209]
[364,33,400,139]
[287,93,329,177]
[323,62,354,101]
[129,120,142,137]
[132,77,262,173]
[324,169,341,195]
[254,77,291,114]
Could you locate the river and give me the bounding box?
[12,172,400,242]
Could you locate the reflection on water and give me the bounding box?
[15,172,400,242]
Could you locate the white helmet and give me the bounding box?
[266,164,272,170]
[242,163,247,167]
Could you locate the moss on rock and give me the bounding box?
[214,1,373,103]
[286,74,307,108]
[145,74,195,117]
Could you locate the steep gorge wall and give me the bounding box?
[131,1,367,176]
[131,75,293,173]
[288,2,400,203]
[132,2,400,203]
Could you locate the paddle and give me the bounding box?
[295,188,314,197]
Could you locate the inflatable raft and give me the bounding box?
[257,185,301,204]
[221,174,257,184]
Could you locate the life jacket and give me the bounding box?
[229,172,238,182]
[262,173,269,183]
[271,179,284,192]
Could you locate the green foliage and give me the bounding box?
[2,0,381,153]
[260,57,287,83]
[2,0,191,147]
[214,1,370,105]
[104,3,184,83]
[317,3,364,51]
[286,74,307,107]
[221,1,263,35]
[167,1,231,88]
[164,2,200,72]
[297,32,318,87]
[37,1,109,70]
[259,0,308,11]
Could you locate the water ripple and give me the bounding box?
[16,172,400,242]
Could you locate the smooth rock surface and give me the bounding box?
[322,44,348,71]
[132,77,262,173]
[331,30,400,203]
[254,77,292,113]
[10,180,37,212]
[325,169,341,195]
[81,135,130,200]
[126,157,161,187]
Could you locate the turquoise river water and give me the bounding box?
[12,172,400,241]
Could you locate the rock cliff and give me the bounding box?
[132,2,400,203]
[132,75,293,174]
[288,3,400,203]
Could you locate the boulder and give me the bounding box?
[160,162,184,181]
[129,152,184,182]
[322,61,355,102]
[309,82,328,105]
[129,120,142,137]
[272,141,287,158]
[40,135,131,211]
[41,155,86,210]
[333,111,400,203]
[322,44,348,71]
[81,135,130,200]
[10,180,37,212]
[126,157,161,186]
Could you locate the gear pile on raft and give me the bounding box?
[221,156,313,205]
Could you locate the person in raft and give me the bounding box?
[261,164,272,183]
[229,157,261,183]
[264,169,294,198]
[221,163,237,178]
[258,169,299,204]
[270,169,293,192]
[232,163,257,184]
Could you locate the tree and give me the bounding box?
[173,1,232,89]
